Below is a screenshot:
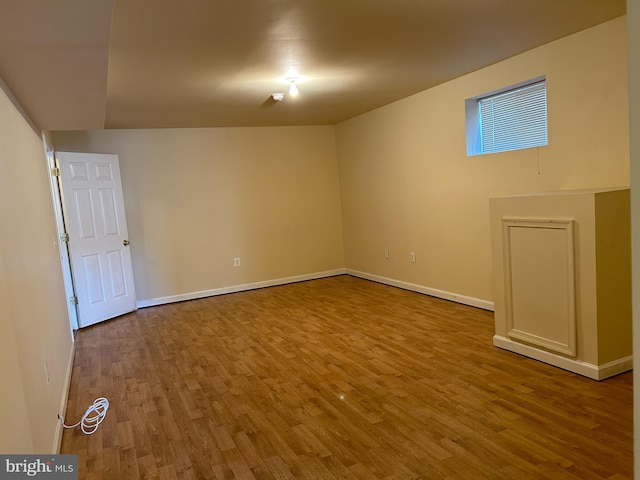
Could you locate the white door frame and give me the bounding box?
[42,137,79,333]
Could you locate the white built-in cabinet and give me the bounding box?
[489,187,631,380]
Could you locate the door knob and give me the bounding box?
[123,240,130,246]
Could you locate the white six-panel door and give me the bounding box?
[56,152,136,328]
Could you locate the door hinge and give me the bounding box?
[51,167,61,177]
[69,296,78,305]
[60,233,70,242]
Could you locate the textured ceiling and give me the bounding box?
[0,0,627,130]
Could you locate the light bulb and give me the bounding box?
[289,81,299,97]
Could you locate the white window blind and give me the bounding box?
[479,80,547,154]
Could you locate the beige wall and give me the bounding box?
[0,250,33,452]
[336,17,629,303]
[594,189,632,364]
[0,83,73,453]
[52,127,345,303]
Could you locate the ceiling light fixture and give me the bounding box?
[286,75,300,97]
[288,80,299,97]
[271,93,285,101]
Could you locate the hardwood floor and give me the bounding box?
[60,275,633,479]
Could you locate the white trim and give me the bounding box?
[597,355,634,380]
[493,335,633,381]
[52,341,75,453]
[45,146,79,332]
[345,269,494,311]
[501,218,576,357]
[136,269,347,308]
[137,268,494,312]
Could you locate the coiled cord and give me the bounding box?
[60,397,109,435]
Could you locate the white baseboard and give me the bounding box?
[493,335,633,380]
[52,340,75,453]
[597,355,634,379]
[346,269,494,311]
[137,268,494,312]
[136,269,347,308]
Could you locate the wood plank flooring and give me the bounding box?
[60,275,633,479]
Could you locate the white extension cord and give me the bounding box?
[59,397,109,435]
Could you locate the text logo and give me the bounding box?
[0,455,77,479]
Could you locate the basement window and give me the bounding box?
[466,78,548,155]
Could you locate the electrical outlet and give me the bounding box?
[233,257,241,267]
[384,248,390,259]
[410,251,416,263]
